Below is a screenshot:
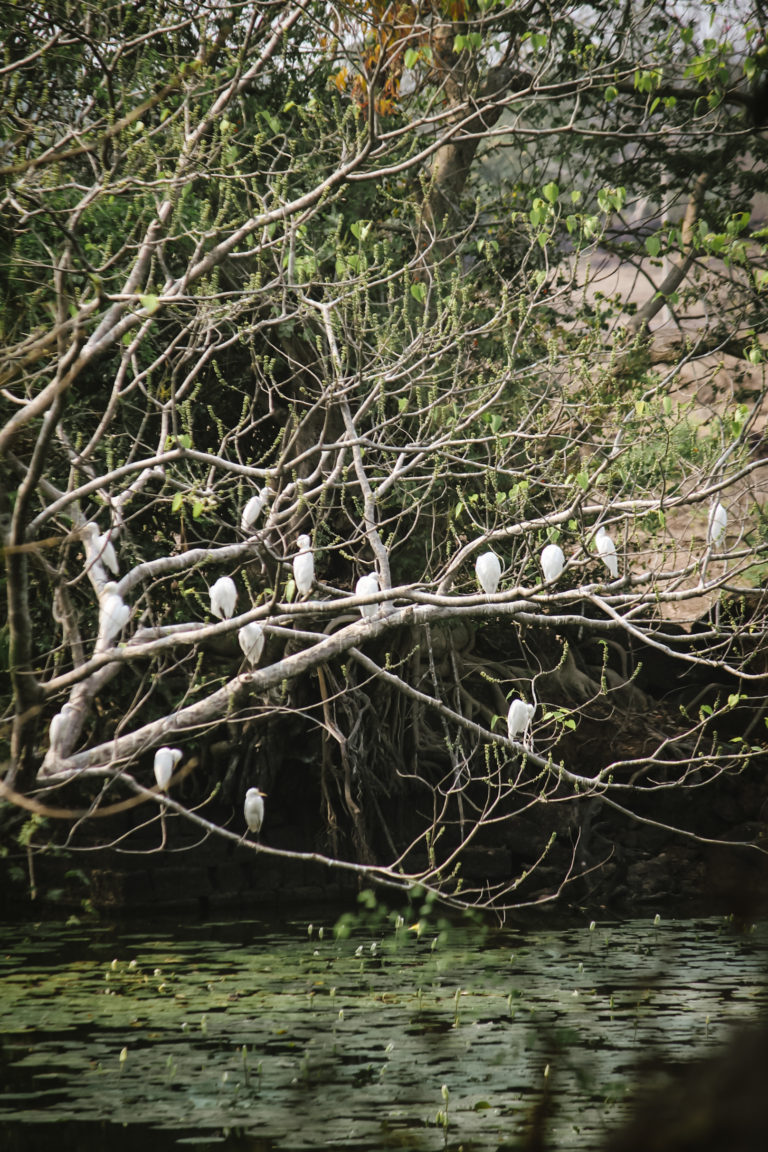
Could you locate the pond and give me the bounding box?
[0,904,766,1151]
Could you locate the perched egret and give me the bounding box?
[210,575,237,620]
[100,582,131,642]
[154,746,183,792]
[507,698,535,747]
[49,702,76,754]
[475,550,502,595]
[84,522,119,576]
[241,486,272,534]
[238,620,265,666]
[707,500,727,548]
[244,787,266,835]
[355,572,379,618]
[293,534,314,597]
[540,543,565,583]
[594,526,618,579]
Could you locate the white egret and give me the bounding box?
[507,698,535,747]
[475,550,501,595]
[540,543,565,583]
[244,787,266,835]
[49,703,76,754]
[100,582,131,642]
[355,572,379,618]
[154,746,183,792]
[241,486,272,533]
[238,620,265,666]
[210,575,237,620]
[84,522,119,576]
[594,526,618,578]
[293,534,314,597]
[707,500,727,548]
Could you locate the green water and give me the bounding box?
[0,911,765,1150]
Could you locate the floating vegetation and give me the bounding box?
[0,913,765,1150]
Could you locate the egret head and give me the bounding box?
[296,534,311,550]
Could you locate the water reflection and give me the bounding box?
[0,914,765,1150]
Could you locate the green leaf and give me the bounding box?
[171,491,183,513]
[490,414,503,434]
[605,85,618,102]
[635,400,646,417]
[576,471,589,491]
[404,47,419,70]
[410,282,427,303]
[351,219,372,242]
[663,395,672,415]
[177,434,192,450]
[138,293,160,315]
[261,110,280,135]
[645,235,661,258]
[192,500,204,520]
[542,181,559,204]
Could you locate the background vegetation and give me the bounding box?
[2,0,767,914]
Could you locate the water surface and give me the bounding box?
[1,910,765,1150]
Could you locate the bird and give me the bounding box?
[100,582,131,641]
[594,525,618,578]
[707,500,727,548]
[475,550,502,595]
[293,534,314,597]
[84,522,119,576]
[507,698,535,747]
[49,703,77,754]
[540,543,565,583]
[210,575,237,619]
[238,621,265,666]
[355,572,379,618]
[241,486,272,534]
[154,746,183,792]
[244,787,266,835]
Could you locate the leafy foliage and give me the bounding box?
[2,0,767,914]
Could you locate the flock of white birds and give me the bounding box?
[57,490,730,831]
